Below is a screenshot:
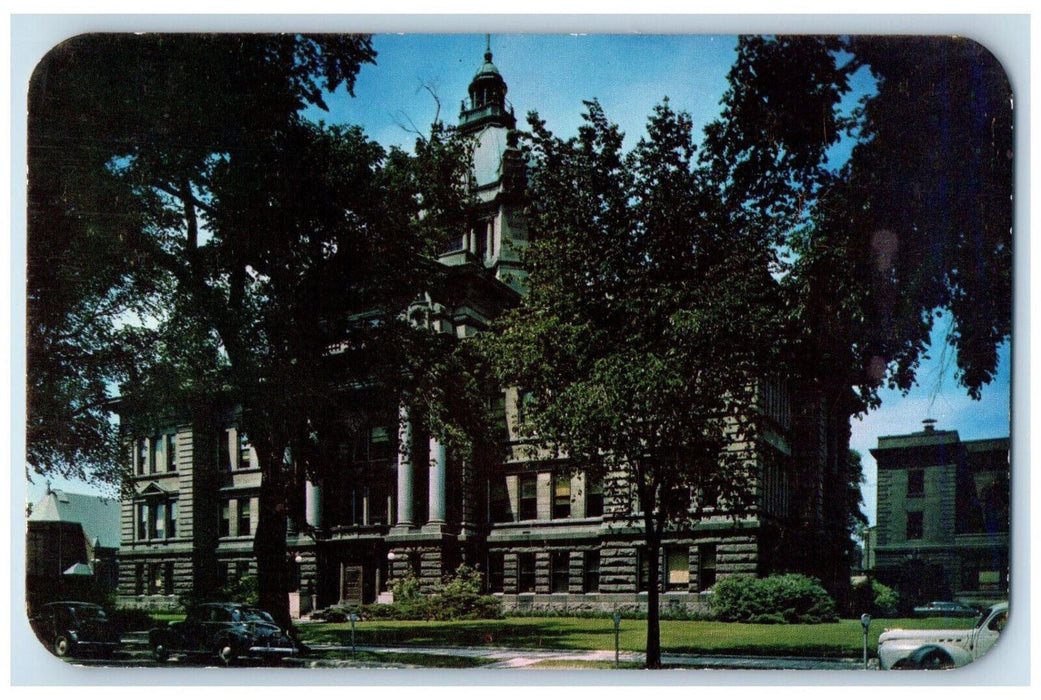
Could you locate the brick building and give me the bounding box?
[871,420,1009,606]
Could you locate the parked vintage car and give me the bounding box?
[149,602,298,665]
[29,601,122,659]
[912,600,980,617]
[878,601,1008,669]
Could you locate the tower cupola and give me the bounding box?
[459,39,516,134]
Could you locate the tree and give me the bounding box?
[485,100,787,668]
[722,35,1015,408]
[27,33,377,489]
[27,34,478,626]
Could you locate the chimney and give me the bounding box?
[922,418,937,432]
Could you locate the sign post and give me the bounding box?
[860,613,872,670]
[350,611,358,658]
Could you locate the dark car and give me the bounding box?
[912,600,980,617]
[29,601,122,659]
[149,602,298,665]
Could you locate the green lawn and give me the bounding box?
[297,616,976,658]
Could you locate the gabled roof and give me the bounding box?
[28,489,121,549]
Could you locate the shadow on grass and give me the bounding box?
[308,649,496,668]
[300,619,612,651]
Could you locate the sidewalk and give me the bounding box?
[299,643,875,670]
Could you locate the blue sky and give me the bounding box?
[23,33,1013,526]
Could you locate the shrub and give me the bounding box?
[711,574,838,624]
[217,574,259,606]
[848,578,900,618]
[389,572,422,602]
[871,581,900,617]
[317,565,503,622]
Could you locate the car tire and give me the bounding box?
[153,643,169,663]
[217,643,237,666]
[912,647,955,670]
[53,635,72,658]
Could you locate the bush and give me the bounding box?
[711,574,839,624]
[871,581,900,617]
[217,574,260,606]
[390,572,422,602]
[848,578,900,618]
[316,565,503,622]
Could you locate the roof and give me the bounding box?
[28,489,121,549]
[874,428,961,451]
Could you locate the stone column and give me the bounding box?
[428,435,447,524]
[395,403,414,527]
[305,477,323,529]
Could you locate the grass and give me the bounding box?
[305,649,495,668]
[297,615,976,658]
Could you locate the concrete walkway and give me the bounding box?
[303,643,874,670]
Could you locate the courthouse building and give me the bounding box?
[117,47,855,614]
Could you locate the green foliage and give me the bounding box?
[711,574,839,624]
[390,573,422,602]
[871,581,900,618]
[319,565,503,622]
[218,574,260,607]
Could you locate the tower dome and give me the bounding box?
[459,41,515,134]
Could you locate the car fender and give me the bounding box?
[886,642,973,669]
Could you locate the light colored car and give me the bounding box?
[878,601,1008,669]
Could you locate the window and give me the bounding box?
[551,551,570,593]
[487,551,505,593]
[167,501,178,538]
[516,389,536,427]
[519,474,537,521]
[585,475,604,517]
[164,561,175,595]
[489,477,511,522]
[907,511,924,540]
[666,548,690,591]
[219,501,231,537]
[165,434,177,471]
[153,502,166,539]
[907,469,925,497]
[218,430,232,471]
[238,432,251,469]
[553,473,571,519]
[148,562,164,595]
[237,499,252,536]
[698,544,717,591]
[137,503,148,540]
[637,549,651,592]
[368,426,391,462]
[136,438,148,476]
[583,550,601,593]
[151,436,161,474]
[517,553,537,593]
[134,563,145,595]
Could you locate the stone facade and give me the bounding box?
[871,422,1009,605]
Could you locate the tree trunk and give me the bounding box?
[644,531,663,669]
[254,448,291,629]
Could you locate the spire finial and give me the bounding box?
[485,34,492,62]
